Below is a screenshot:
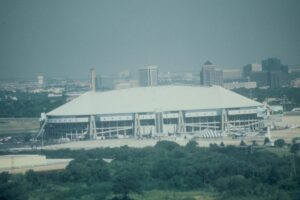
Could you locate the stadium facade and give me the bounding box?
[39,85,263,140]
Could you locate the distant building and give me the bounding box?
[243,64,262,77]
[268,71,289,88]
[96,75,115,91]
[200,61,223,86]
[262,58,288,73]
[223,69,242,81]
[261,58,289,87]
[114,80,138,90]
[223,81,257,90]
[249,71,269,87]
[139,65,158,86]
[246,58,289,88]
[291,78,300,88]
[118,69,130,79]
[288,66,300,74]
[37,76,44,87]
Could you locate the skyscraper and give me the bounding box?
[200,61,223,86]
[37,75,45,88]
[262,58,289,87]
[243,64,262,77]
[138,65,158,86]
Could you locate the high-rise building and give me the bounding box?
[138,65,158,86]
[249,71,269,87]
[262,58,289,87]
[37,75,44,87]
[200,61,223,86]
[268,71,289,88]
[262,58,288,73]
[245,58,290,88]
[243,64,262,77]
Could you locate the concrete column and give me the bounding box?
[134,113,140,138]
[177,111,185,133]
[155,112,163,134]
[89,115,97,140]
[221,109,227,131]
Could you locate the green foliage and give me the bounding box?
[0,172,28,200]
[64,158,110,183]
[290,143,300,154]
[240,140,246,146]
[185,140,198,150]
[274,139,286,148]
[233,88,300,108]
[155,140,180,151]
[0,90,66,117]
[112,163,143,198]
[252,140,258,146]
[1,143,300,200]
[264,137,271,145]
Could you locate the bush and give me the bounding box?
[155,141,180,151]
[264,137,271,145]
[274,139,285,148]
[240,140,246,146]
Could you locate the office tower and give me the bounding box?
[200,61,223,86]
[243,64,262,77]
[139,65,158,86]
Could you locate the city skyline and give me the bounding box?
[0,0,300,78]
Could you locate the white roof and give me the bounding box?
[47,85,262,116]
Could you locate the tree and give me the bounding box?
[290,143,300,154]
[155,141,180,151]
[185,140,198,151]
[252,140,258,146]
[264,137,271,145]
[274,139,285,148]
[220,141,225,147]
[240,140,246,146]
[112,165,142,199]
[0,172,27,200]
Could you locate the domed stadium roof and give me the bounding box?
[47,85,261,116]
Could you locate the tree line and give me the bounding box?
[1,140,300,200]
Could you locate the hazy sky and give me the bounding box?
[0,0,299,78]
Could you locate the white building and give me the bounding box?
[39,85,262,140]
[200,61,223,86]
[139,65,158,86]
[223,82,257,90]
[37,75,44,87]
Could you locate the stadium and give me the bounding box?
[39,85,263,140]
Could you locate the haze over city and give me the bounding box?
[0,0,300,78]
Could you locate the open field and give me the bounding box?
[0,118,39,134]
[130,190,217,200]
[2,160,72,174]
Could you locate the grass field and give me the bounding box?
[0,118,39,134]
[131,190,217,200]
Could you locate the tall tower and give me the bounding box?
[200,61,223,86]
[138,65,158,86]
[37,75,44,87]
[90,68,96,91]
